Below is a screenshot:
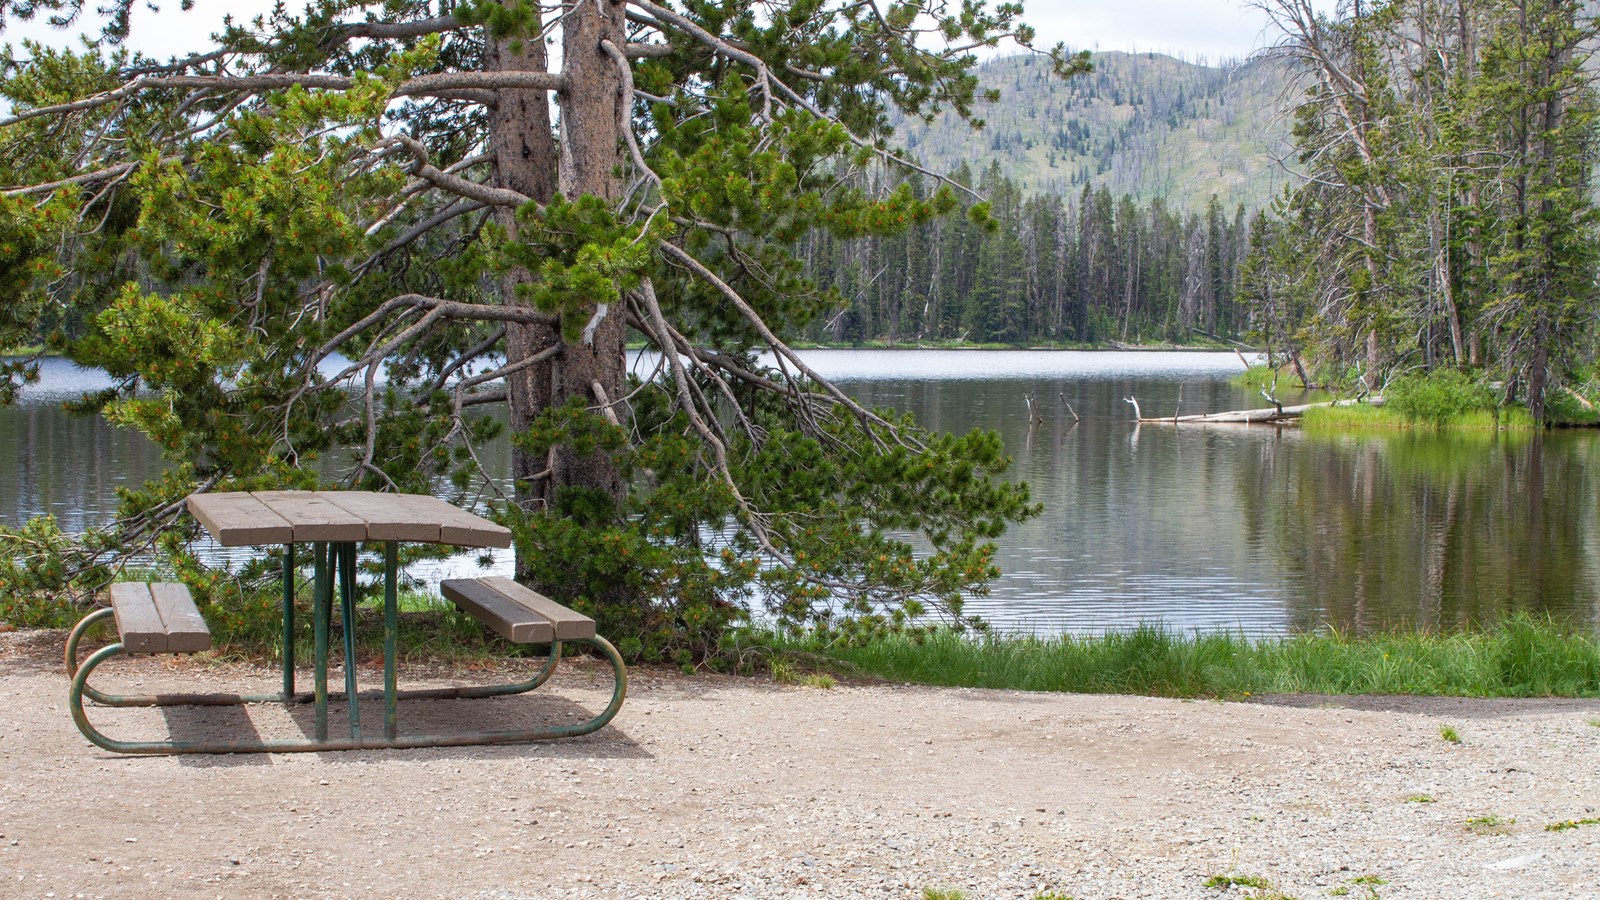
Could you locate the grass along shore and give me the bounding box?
[774,616,1600,699]
[14,581,1600,699]
[1233,363,1600,429]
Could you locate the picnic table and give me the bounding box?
[66,490,626,755]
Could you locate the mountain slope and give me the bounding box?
[895,51,1297,210]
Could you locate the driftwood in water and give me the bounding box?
[1136,396,1385,424]
[1023,391,1044,426]
[1059,393,1079,422]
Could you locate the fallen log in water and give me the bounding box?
[1136,396,1385,424]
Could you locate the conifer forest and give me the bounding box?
[797,165,1250,347]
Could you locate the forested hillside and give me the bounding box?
[798,49,1297,347]
[895,51,1295,211]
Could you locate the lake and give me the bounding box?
[4,350,1597,636]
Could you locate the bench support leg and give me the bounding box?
[68,636,627,755]
[67,622,564,710]
[68,606,299,707]
[64,607,116,703]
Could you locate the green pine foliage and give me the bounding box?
[0,0,1067,658]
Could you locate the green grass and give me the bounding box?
[1301,404,1414,431]
[1439,725,1461,743]
[1301,403,1538,432]
[359,589,451,614]
[1546,817,1600,832]
[1406,794,1435,803]
[770,656,840,689]
[1232,364,1321,394]
[1465,814,1514,835]
[778,615,1600,699]
[23,582,1600,700]
[1204,873,1272,889]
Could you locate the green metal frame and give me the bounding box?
[65,538,628,754]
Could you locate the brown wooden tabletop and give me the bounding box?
[185,491,512,548]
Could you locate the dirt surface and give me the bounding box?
[4,628,1600,899]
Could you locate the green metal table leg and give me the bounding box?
[313,541,329,742]
[383,541,398,741]
[338,541,361,743]
[282,542,296,700]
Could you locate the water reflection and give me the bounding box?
[1252,430,1600,634]
[3,351,1597,636]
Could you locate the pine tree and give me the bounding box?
[0,0,1082,647]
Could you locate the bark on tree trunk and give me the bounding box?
[484,5,559,583]
[551,0,629,514]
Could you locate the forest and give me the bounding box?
[799,164,1251,347]
[1240,0,1600,419]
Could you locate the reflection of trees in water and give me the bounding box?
[0,405,168,532]
[1243,430,1600,634]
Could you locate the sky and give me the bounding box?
[2,0,1314,64]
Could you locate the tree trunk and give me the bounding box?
[485,7,559,552]
[551,0,629,517]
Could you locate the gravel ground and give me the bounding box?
[4,627,1600,899]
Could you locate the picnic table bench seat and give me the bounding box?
[440,576,595,643]
[108,582,210,654]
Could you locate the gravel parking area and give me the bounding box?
[4,627,1600,899]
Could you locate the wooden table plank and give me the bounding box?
[477,576,594,640]
[109,583,166,653]
[150,583,212,653]
[441,578,553,642]
[318,491,443,542]
[186,493,295,546]
[250,491,369,542]
[387,494,511,548]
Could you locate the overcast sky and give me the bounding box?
[3,0,1314,63]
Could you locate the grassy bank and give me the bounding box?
[778,617,1600,698]
[1241,364,1600,430]
[15,583,1600,698]
[1231,363,1318,395]
[1300,403,1539,432]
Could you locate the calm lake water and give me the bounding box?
[4,350,1598,636]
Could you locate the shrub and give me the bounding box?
[1385,369,1497,426]
[1543,388,1600,426]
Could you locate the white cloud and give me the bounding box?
[2,0,275,58]
[2,0,1332,67]
[1023,0,1281,62]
